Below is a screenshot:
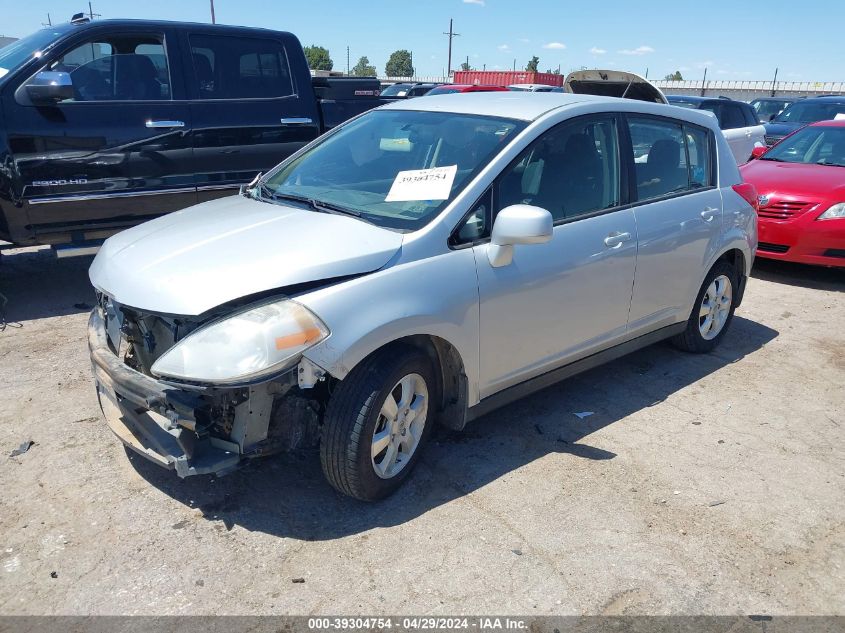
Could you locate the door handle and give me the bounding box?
[145,120,185,128]
[701,207,719,222]
[603,231,632,248]
[280,117,314,125]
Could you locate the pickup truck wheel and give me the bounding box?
[320,346,436,501]
[672,261,737,353]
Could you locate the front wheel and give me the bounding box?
[320,345,436,501]
[672,261,737,353]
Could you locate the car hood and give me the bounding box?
[89,195,404,316]
[763,121,804,137]
[564,70,668,104]
[740,160,845,202]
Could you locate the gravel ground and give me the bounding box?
[0,246,842,615]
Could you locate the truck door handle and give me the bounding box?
[145,120,185,128]
[603,231,632,248]
[701,207,718,221]
[280,117,314,125]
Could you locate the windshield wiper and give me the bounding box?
[760,156,788,162]
[270,192,365,219]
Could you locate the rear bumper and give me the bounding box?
[757,216,845,267]
[88,309,241,477]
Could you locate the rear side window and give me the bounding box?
[189,34,294,99]
[628,117,713,201]
[37,35,171,101]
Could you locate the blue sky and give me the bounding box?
[2,0,841,81]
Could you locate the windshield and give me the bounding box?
[261,110,525,230]
[667,98,699,109]
[752,99,791,120]
[427,86,462,95]
[761,126,845,167]
[774,101,845,124]
[381,84,412,97]
[0,28,70,79]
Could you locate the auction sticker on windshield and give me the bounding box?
[385,165,458,202]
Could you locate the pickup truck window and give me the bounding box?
[189,35,293,100]
[261,110,525,231]
[31,35,172,101]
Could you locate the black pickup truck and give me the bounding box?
[0,18,384,253]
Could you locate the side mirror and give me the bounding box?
[487,204,553,267]
[25,71,73,105]
[750,145,768,160]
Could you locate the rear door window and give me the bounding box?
[628,117,714,201]
[188,34,294,99]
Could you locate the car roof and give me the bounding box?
[61,18,291,35]
[380,91,713,124]
[751,96,794,101]
[799,95,845,103]
[809,120,845,128]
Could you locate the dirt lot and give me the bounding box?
[0,246,842,615]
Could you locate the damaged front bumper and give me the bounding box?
[88,308,322,477]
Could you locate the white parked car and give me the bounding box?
[666,95,766,164]
[508,83,563,92]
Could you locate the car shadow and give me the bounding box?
[751,258,844,292]
[128,315,778,540]
[0,247,97,323]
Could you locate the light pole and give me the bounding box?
[210,0,216,24]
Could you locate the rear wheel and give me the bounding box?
[320,345,436,501]
[672,261,737,353]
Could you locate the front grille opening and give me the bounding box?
[758,242,790,254]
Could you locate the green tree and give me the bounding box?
[664,70,684,81]
[460,61,473,71]
[304,45,333,71]
[351,56,376,77]
[385,49,413,77]
[526,56,540,72]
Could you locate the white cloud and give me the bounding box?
[543,42,566,50]
[463,0,485,5]
[618,45,655,56]
[589,46,606,55]
[497,44,511,51]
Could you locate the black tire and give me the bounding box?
[672,261,738,353]
[320,345,437,501]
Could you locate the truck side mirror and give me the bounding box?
[25,71,74,105]
[487,204,553,267]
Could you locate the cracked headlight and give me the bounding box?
[151,300,329,384]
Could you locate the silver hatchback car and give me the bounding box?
[88,93,757,500]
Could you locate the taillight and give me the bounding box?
[732,182,759,212]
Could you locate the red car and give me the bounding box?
[740,120,845,267]
[425,84,509,95]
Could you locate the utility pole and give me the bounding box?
[465,55,469,71]
[442,19,460,76]
[771,67,779,97]
[645,67,648,79]
[42,13,52,27]
[210,0,216,24]
[701,67,708,96]
[513,59,516,71]
[86,2,101,20]
[347,46,350,76]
